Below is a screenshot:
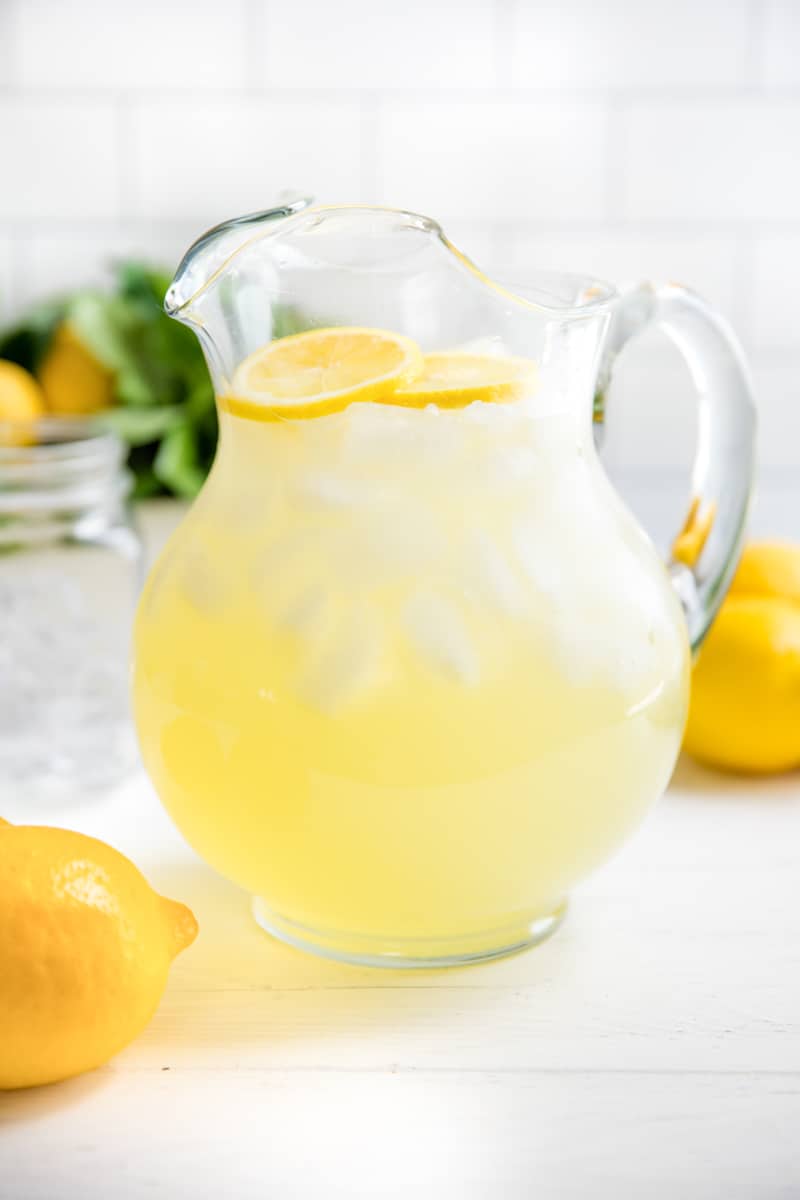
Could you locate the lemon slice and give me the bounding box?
[391,351,538,409]
[226,327,424,421]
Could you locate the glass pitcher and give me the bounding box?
[133,202,755,968]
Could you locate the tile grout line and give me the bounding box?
[7,229,29,315]
[5,217,800,237]
[744,0,768,90]
[114,93,136,223]
[493,0,513,88]
[244,0,267,91]
[3,85,800,103]
[359,92,381,204]
[3,0,21,89]
[732,226,757,348]
[604,94,626,225]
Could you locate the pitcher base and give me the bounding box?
[250,898,567,969]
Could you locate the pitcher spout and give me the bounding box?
[164,195,314,320]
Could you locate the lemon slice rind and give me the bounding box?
[225,327,424,421]
[390,351,538,409]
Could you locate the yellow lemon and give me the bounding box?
[683,541,800,774]
[226,327,423,421]
[38,322,115,416]
[0,359,46,445]
[730,539,800,604]
[391,351,538,408]
[0,819,197,1089]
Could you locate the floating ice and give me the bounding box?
[341,501,448,586]
[252,527,332,634]
[483,445,539,489]
[451,336,511,358]
[461,529,524,615]
[511,522,564,601]
[293,471,387,510]
[180,549,230,615]
[297,609,383,714]
[403,589,480,685]
[341,404,421,462]
[271,584,332,638]
[343,402,457,469]
[217,477,280,532]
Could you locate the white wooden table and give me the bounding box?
[2,491,799,1200]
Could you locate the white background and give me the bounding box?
[0,0,798,477]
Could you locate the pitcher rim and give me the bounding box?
[164,202,618,321]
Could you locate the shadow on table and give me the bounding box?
[0,1068,112,1126]
[670,753,800,802]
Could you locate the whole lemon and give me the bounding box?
[37,322,115,416]
[684,541,800,774]
[0,818,197,1089]
[0,359,46,445]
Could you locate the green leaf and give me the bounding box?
[66,292,134,374]
[115,261,173,309]
[97,405,183,446]
[153,423,206,498]
[0,298,66,372]
[184,375,215,420]
[131,465,164,500]
[115,363,162,408]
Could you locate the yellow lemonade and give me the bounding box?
[134,390,689,962]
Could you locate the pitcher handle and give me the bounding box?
[597,283,757,652]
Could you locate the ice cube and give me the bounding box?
[297,608,383,714]
[512,522,564,600]
[485,445,539,488]
[254,525,323,582]
[217,478,280,532]
[293,471,385,510]
[345,402,458,469]
[180,549,229,615]
[334,500,447,587]
[253,527,333,634]
[272,584,332,638]
[342,403,418,462]
[403,589,479,685]
[460,529,524,615]
[451,336,510,358]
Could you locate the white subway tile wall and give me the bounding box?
[763,0,800,87]
[130,99,364,220]
[0,99,119,220]
[377,100,609,220]
[0,4,13,85]
[508,0,753,89]
[495,231,744,324]
[1,0,798,475]
[262,0,497,90]
[622,101,800,223]
[0,236,13,325]
[13,0,251,90]
[752,234,800,350]
[18,230,140,309]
